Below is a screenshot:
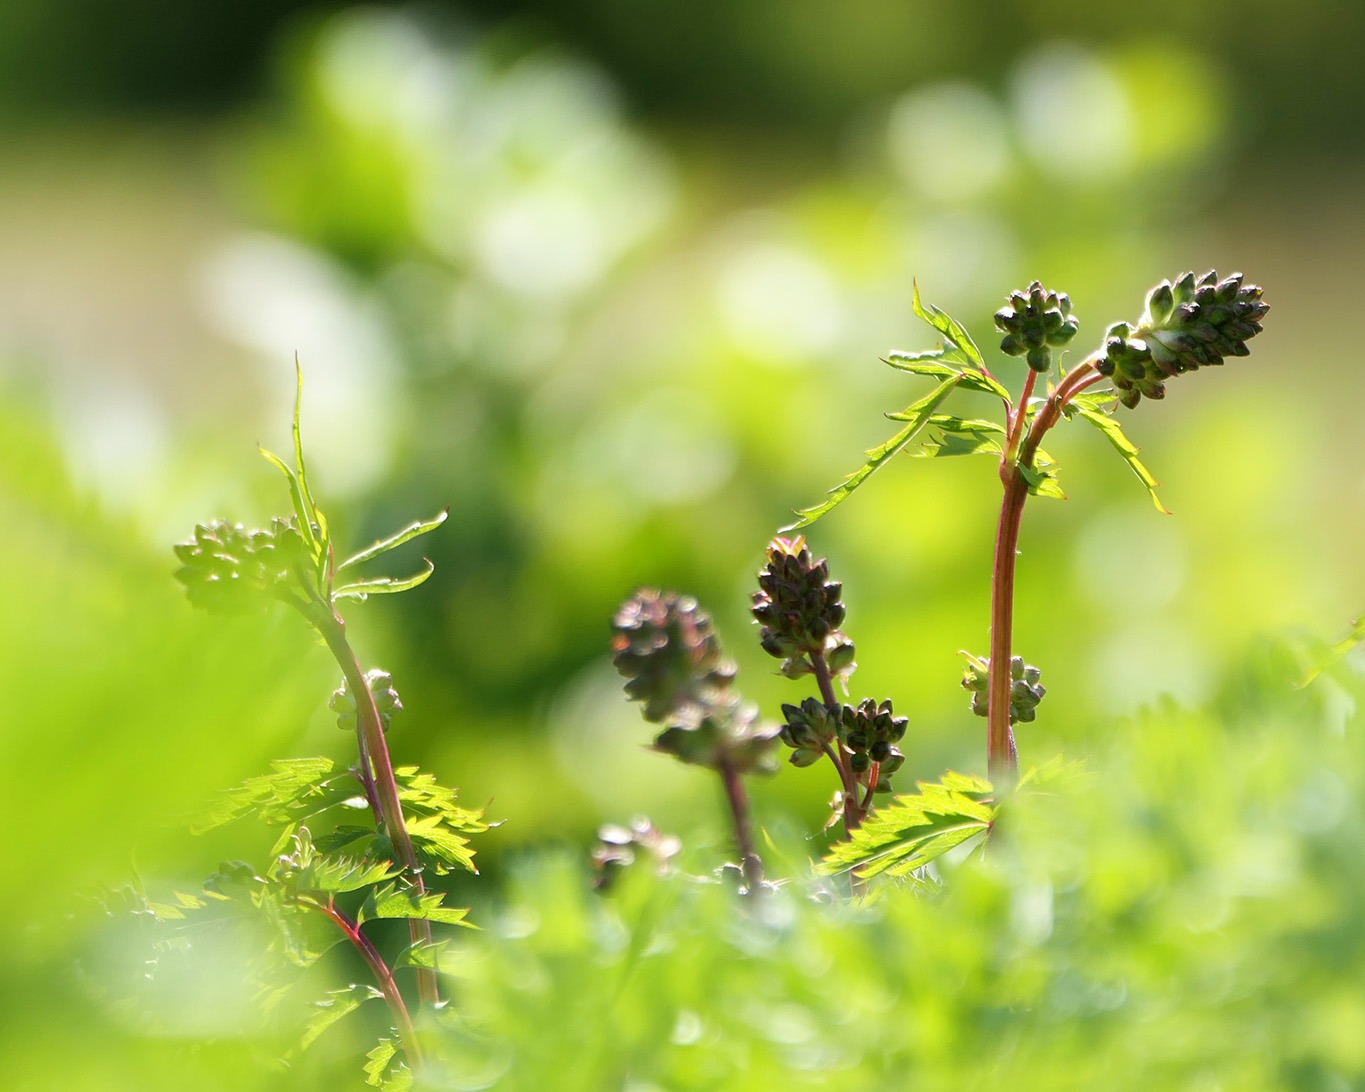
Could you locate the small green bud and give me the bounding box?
[995,280,1080,374]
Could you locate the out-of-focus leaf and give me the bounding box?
[334,560,436,600]
[337,509,450,573]
[782,374,964,530]
[364,1036,413,1089]
[818,771,995,879]
[300,984,383,1051]
[192,757,346,833]
[393,939,450,971]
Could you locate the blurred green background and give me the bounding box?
[3,1,1365,1087]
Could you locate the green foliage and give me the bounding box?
[818,771,995,879]
[1064,391,1169,513]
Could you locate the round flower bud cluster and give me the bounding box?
[962,654,1045,725]
[173,517,307,615]
[839,698,907,794]
[612,589,779,775]
[329,669,403,733]
[777,696,907,792]
[592,817,682,891]
[995,281,1080,373]
[752,536,856,684]
[612,590,735,724]
[1097,271,1268,408]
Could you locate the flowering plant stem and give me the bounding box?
[302,894,424,1067]
[717,757,765,891]
[987,357,1105,780]
[811,652,863,830]
[309,602,440,1007]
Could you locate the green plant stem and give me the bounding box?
[716,756,765,892]
[312,606,441,1007]
[987,358,1102,782]
[811,651,863,830]
[305,896,424,1070]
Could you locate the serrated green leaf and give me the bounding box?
[192,757,344,833]
[286,854,399,895]
[782,374,965,531]
[817,771,995,879]
[405,814,479,875]
[394,766,491,833]
[1065,401,1170,514]
[912,280,987,372]
[1019,451,1066,500]
[909,414,1007,459]
[393,939,450,971]
[300,984,383,1051]
[364,1037,412,1089]
[358,882,473,927]
[334,560,436,601]
[338,508,450,573]
[884,353,1011,400]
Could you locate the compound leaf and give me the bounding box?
[300,984,383,1051]
[912,280,988,373]
[818,772,995,879]
[782,374,965,531]
[910,415,1007,459]
[358,883,473,927]
[1064,398,1170,514]
[193,757,348,833]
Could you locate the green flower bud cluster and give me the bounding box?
[613,589,780,775]
[779,697,840,766]
[995,281,1080,373]
[962,654,1045,725]
[1097,271,1269,408]
[839,698,907,794]
[329,669,403,733]
[778,696,906,792]
[173,517,306,615]
[752,536,856,683]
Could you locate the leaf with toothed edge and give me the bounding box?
[1063,394,1169,514]
[782,374,966,530]
[818,771,996,879]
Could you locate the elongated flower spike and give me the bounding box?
[752,536,856,684]
[1097,271,1269,408]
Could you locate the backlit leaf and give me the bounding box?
[782,374,965,530]
[1064,398,1170,514]
[818,772,995,879]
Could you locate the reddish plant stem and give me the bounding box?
[304,896,423,1069]
[987,358,1102,783]
[811,652,862,831]
[313,607,440,1007]
[716,755,765,893]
